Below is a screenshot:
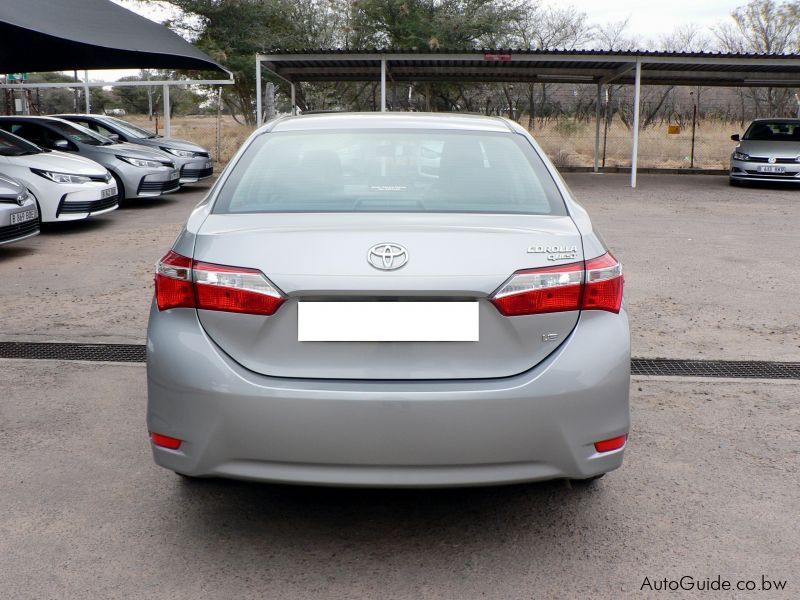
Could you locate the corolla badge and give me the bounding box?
[527,244,578,261]
[368,243,408,270]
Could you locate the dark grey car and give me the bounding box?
[57,114,214,184]
[0,173,39,246]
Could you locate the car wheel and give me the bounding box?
[729,178,742,187]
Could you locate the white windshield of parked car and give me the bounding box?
[47,120,114,146]
[0,130,42,156]
[743,122,800,141]
[214,130,566,215]
[105,117,157,139]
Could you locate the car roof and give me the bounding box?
[0,115,73,125]
[268,112,517,133]
[750,118,800,123]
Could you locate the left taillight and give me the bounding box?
[489,252,624,316]
[155,250,194,311]
[154,250,285,315]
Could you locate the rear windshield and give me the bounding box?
[743,121,800,141]
[213,130,566,215]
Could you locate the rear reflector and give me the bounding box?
[594,434,627,453]
[489,252,623,316]
[151,432,182,450]
[154,250,285,315]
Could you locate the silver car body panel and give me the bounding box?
[147,112,630,486]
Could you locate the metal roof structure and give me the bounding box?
[256,49,800,188]
[0,0,224,73]
[258,48,800,87]
[0,0,232,137]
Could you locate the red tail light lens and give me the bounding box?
[155,250,194,310]
[594,434,627,453]
[151,432,182,450]
[489,252,623,316]
[583,252,624,313]
[194,261,285,315]
[154,250,285,315]
[490,262,583,316]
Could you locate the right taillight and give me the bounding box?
[154,250,285,315]
[583,252,624,313]
[490,252,623,316]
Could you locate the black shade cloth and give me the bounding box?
[0,0,223,73]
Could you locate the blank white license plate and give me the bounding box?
[758,165,785,173]
[298,302,479,342]
[10,209,35,225]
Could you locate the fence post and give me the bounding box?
[631,60,642,189]
[594,83,602,173]
[216,87,222,165]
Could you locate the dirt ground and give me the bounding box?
[2,173,798,361]
[1,173,798,598]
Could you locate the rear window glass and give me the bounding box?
[743,121,800,141]
[213,129,566,215]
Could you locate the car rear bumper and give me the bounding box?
[146,307,630,487]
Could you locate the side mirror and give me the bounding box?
[731,134,740,142]
[107,133,120,143]
[51,139,70,150]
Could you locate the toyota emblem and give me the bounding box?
[367,243,408,270]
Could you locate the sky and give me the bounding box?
[87,0,744,82]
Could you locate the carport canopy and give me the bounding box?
[0,0,232,137]
[256,49,800,187]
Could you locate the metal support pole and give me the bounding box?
[83,70,90,114]
[380,59,387,112]
[290,83,296,116]
[594,82,602,173]
[631,59,642,188]
[163,84,171,138]
[255,57,262,125]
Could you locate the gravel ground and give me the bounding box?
[0,361,797,599]
[1,174,798,598]
[1,174,798,361]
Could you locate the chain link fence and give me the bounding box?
[515,83,800,170]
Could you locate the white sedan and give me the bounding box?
[0,129,117,222]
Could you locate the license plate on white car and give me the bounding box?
[758,165,785,173]
[10,209,36,225]
[298,302,479,342]
[101,187,116,199]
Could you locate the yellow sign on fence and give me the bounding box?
[667,125,682,135]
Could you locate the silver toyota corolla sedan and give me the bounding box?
[147,113,630,487]
[56,114,214,185]
[730,119,800,184]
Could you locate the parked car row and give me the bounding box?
[0,115,213,247]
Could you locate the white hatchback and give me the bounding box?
[0,129,118,222]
